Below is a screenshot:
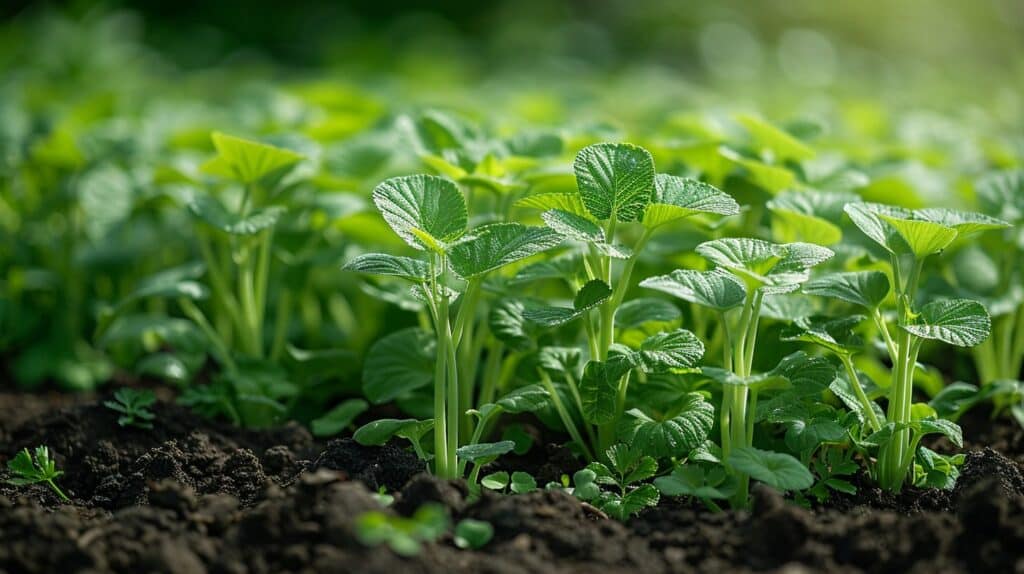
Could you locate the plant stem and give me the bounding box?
[839,354,882,433]
[47,480,70,502]
[538,370,594,460]
[179,297,237,373]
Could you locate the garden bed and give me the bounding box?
[2,390,1021,574]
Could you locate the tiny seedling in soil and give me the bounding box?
[5,446,71,502]
[104,388,157,429]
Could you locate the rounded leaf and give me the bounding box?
[727,447,813,491]
[372,174,467,250]
[448,223,562,278]
[574,142,655,222]
[803,271,890,310]
[640,269,746,311]
[902,299,991,347]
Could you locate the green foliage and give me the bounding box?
[355,504,449,557]
[5,446,70,502]
[103,388,157,429]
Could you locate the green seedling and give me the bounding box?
[104,388,157,429]
[5,446,71,502]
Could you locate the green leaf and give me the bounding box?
[655,465,734,500]
[769,208,841,245]
[620,393,714,458]
[7,449,39,480]
[780,315,866,355]
[976,170,1024,222]
[605,443,659,484]
[353,418,434,446]
[311,399,369,437]
[489,298,541,352]
[496,384,551,413]
[785,419,848,453]
[541,209,605,242]
[615,298,682,331]
[522,279,612,327]
[572,468,601,500]
[511,471,537,494]
[642,174,739,229]
[803,271,890,310]
[916,418,963,448]
[456,440,516,463]
[363,328,435,403]
[343,253,432,281]
[640,269,746,311]
[580,358,633,424]
[481,471,510,490]
[204,131,304,184]
[574,142,655,222]
[189,195,285,235]
[538,346,582,374]
[514,192,591,217]
[696,237,781,284]
[727,447,813,491]
[736,113,815,162]
[372,174,467,251]
[639,329,705,371]
[877,213,957,258]
[915,208,1010,236]
[902,299,991,347]
[613,484,660,518]
[454,519,494,549]
[449,223,562,278]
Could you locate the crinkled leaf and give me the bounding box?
[363,328,435,403]
[727,447,813,491]
[541,209,604,242]
[580,358,632,424]
[902,299,991,347]
[522,279,612,327]
[574,143,655,222]
[803,271,890,310]
[489,298,541,352]
[642,174,739,228]
[615,298,682,330]
[640,269,746,312]
[448,223,562,278]
[497,384,551,413]
[372,174,467,251]
[620,393,714,458]
[343,253,432,281]
[514,192,591,218]
[780,315,866,355]
[639,329,705,371]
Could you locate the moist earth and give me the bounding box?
[1,390,1022,574]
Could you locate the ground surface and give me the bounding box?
[1,390,1022,574]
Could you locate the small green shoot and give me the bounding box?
[104,388,157,429]
[5,446,71,502]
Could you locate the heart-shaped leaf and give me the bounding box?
[448,223,562,278]
[639,329,705,371]
[642,174,739,229]
[902,298,991,347]
[372,174,467,251]
[619,393,714,458]
[343,253,432,281]
[727,446,813,491]
[523,279,612,327]
[803,271,890,310]
[640,269,747,311]
[574,142,655,222]
[363,328,435,403]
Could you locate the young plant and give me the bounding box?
[807,202,1006,490]
[573,444,660,520]
[355,503,449,557]
[480,470,538,494]
[643,238,833,507]
[5,446,71,502]
[519,143,739,456]
[345,174,562,478]
[103,387,157,429]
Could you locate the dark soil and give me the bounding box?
[1,390,1023,574]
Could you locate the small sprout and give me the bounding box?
[104,388,157,429]
[373,486,394,507]
[5,446,71,502]
[354,503,449,557]
[479,470,537,494]
[510,471,537,494]
[454,519,494,549]
[572,444,660,520]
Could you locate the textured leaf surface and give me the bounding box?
[902,299,991,347]
[640,269,746,311]
[372,174,467,250]
[363,328,435,403]
[522,280,612,327]
[448,223,562,278]
[803,271,890,309]
[727,447,813,491]
[456,441,516,462]
[541,209,604,242]
[639,329,705,370]
[642,174,739,228]
[580,358,632,424]
[343,253,432,281]
[620,394,714,458]
[574,143,655,222]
